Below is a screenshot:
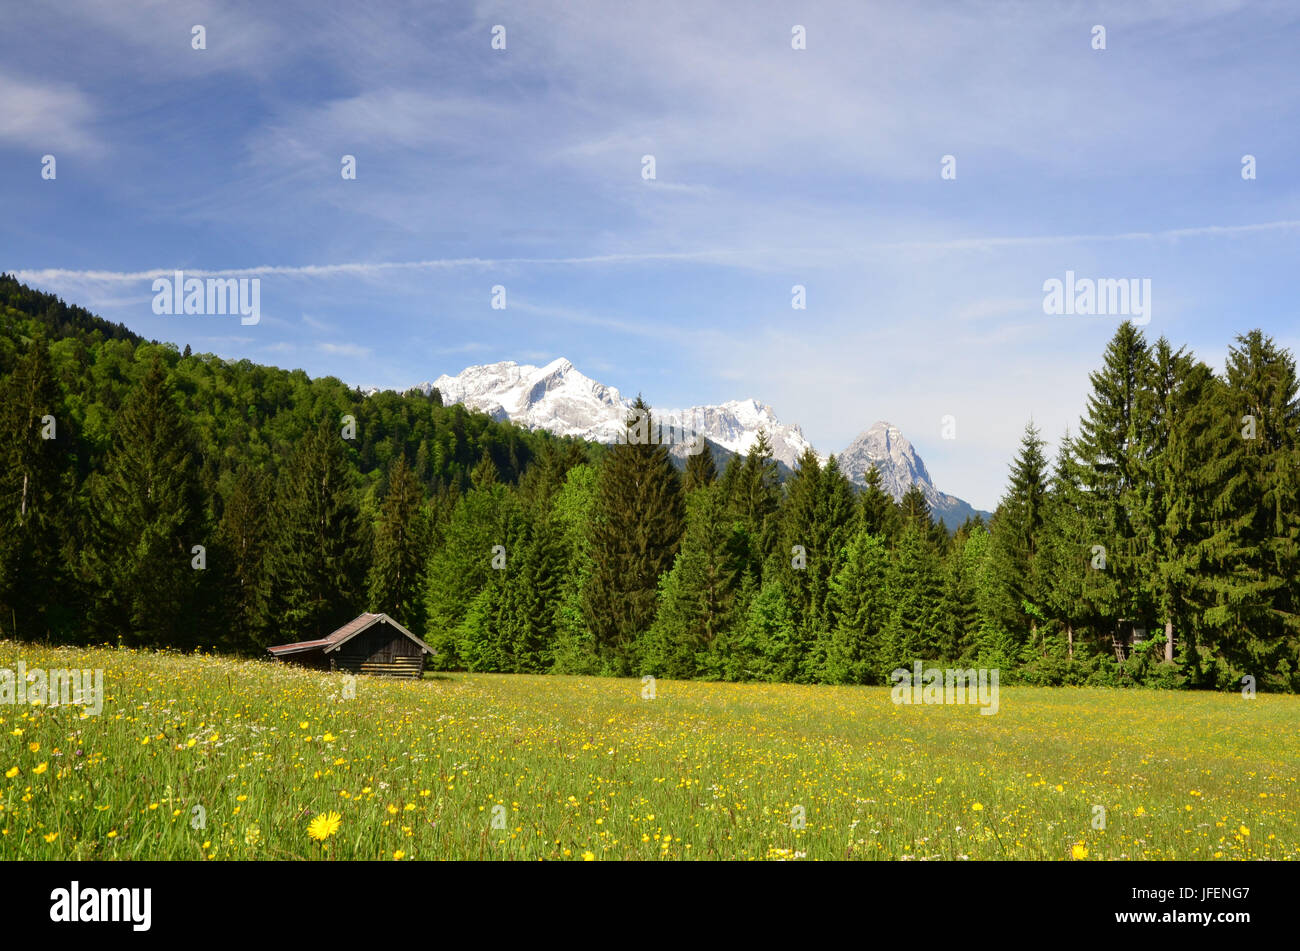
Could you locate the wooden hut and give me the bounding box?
[267,613,434,678]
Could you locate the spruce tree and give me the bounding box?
[83,357,205,647]
[1199,331,1299,687]
[821,528,889,683]
[857,464,900,541]
[986,421,1049,648]
[881,521,945,675]
[368,454,431,633]
[1072,322,1156,652]
[583,398,685,673]
[212,467,272,651]
[425,456,512,665]
[268,417,368,641]
[727,430,782,584]
[683,443,718,491]
[641,483,745,677]
[1145,342,1219,669]
[1038,435,1092,660]
[0,335,72,638]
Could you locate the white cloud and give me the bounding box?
[0,74,101,154]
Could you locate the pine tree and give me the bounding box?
[937,524,986,663]
[1198,331,1300,688]
[641,483,744,677]
[83,357,205,647]
[0,335,72,638]
[499,513,564,672]
[583,398,685,673]
[726,430,782,584]
[881,522,945,675]
[268,417,368,641]
[857,464,900,541]
[425,459,513,666]
[212,467,272,650]
[548,463,600,675]
[1038,434,1091,660]
[1145,342,1219,670]
[367,455,430,633]
[986,421,1049,649]
[683,443,718,491]
[820,528,889,683]
[1072,322,1156,653]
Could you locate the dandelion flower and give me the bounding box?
[28,742,39,753]
[582,851,595,861]
[44,832,58,843]
[1071,843,1089,860]
[4,767,17,779]
[33,762,48,775]
[971,802,983,812]
[307,810,342,841]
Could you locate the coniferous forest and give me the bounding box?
[2,275,1297,691]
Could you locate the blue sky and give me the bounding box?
[3,0,1299,510]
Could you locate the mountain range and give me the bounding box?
[374,358,989,529]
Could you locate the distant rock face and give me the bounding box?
[838,421,985,528]
[837,421,932,496]
[387,358,988,529]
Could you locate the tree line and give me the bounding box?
[1,276,1296,690]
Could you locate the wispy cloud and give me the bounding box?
[0,73,102,154]
[318,342,373,358]
[17,218,1300,285]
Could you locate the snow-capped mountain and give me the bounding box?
[420,358,817,470]
[382,358,987,528]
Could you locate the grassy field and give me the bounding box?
[1,641,1295,860]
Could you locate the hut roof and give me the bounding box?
[267,613,435,657]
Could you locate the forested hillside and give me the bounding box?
[1,275,1296,690]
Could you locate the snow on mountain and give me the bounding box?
[381,358,987,528]
[420,358,816,470]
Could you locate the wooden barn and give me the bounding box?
[267,613,434,678]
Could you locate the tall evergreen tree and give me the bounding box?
[83,357,205,647]
[1073,322,1156,652]
[0,335,72,638]
[1145,342,1218,668]
[1038,434,1091,660]
[368,454,431,633]
[683,443,718,491]
[726,430,782,585]
[820,528,889,683]
[881,521,945,675]
[425,456,512,665]
[212,467,272,650]
[268,417,368,641]
[1198,331,1300,687]
[857,464,900,542]
[640,483,744,677]
[583,398,685,673]
[986,421,1050,648]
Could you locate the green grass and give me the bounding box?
[1,640,1295,860]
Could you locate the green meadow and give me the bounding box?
[2,641,1295,861]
